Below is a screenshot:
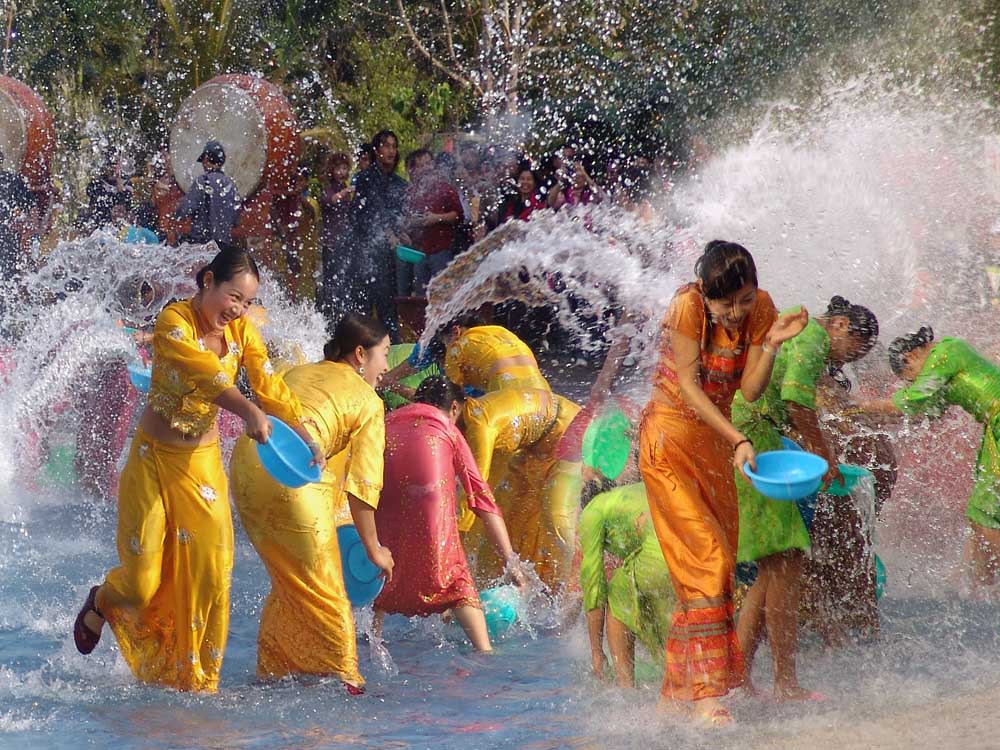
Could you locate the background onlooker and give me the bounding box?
[351,129,408,342]
[404,148,463,297]
[175,140,242,245]
[317,151,356,323]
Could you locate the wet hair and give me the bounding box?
[825,295,879,389]
[323,313,388,361]
[195,246,260,290]
[826,296,879,355]
[888,326,934,376]
[414,376,465,409]
[405,148,431,173]
[444,312,486,332]
[695,240,758,300]
[372,130,400,170]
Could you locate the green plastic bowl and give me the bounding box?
[826,463,875,496]
[581,407,632,481]
[395,245,426,264]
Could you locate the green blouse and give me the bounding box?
[733,313,830,428]
[578,483,653,612]
[892,338,1000,423]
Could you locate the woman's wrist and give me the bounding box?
[762,338,780,355]
[733,437,752,451]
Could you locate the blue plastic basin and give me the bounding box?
[127,362,152,393]
[479,586,520,640]
[256,416,322,488]
[744,450,828,501]
[336,524,385,607]
[395,245,426,264]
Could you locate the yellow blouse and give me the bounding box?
[444,325,550,393]
[148,299,303,437]
[283,361,385,509]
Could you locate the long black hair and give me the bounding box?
[195,245,259,290]
[888,326,934,376]
[695,240,758,300]
[323,313,388,361]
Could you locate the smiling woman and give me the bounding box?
[638,240,808,726]
[71,246,317,693]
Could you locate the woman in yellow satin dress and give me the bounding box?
[72,247,316,693]
[440,317,581,589]
[460,386,581,587]
[230,313,393,690]
[639,241,806,725]
[443,318,552,393]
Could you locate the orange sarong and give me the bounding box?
[639,401,745,702]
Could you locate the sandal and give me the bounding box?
[73,585,104,655]
[343,682,366,696]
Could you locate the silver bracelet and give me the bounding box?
[762,341,779,355]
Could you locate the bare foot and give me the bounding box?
[743,679,764,698]
[692,697,734,727]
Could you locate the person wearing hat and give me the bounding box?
[176,140,242,245]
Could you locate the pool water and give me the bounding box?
[3,485,1000,750]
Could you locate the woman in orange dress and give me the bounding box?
[639,240,807,725]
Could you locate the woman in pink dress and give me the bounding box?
[374,376,524,651]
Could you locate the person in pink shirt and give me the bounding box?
[404,149,463,296]
[374,376,524,651]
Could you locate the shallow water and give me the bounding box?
[3,474,1000,750]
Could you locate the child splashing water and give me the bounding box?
[859,327,1000,594]
[374,376,526,651]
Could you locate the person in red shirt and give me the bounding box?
[403,149,463,296]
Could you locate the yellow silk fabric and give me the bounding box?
[147,299,302,437]
[444,325,551,393]
[230,361,384,681]
[462,388,581,588]
[97,428,233,693]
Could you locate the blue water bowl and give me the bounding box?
[780,436,803,452]
[744,450,828,501]
[479,585,520,641]
[780,436,818,528]
[826,464,875,497]
[395,245,426,264]
[256,416,322,488]
[336,524,385,607]
[127,362,152,393]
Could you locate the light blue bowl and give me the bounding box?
[127,362,152,393]
[744,450,828,501]
[779,437,818,527]
[479,585,519,641]
[256,416,322,488]
[336,524,385,607]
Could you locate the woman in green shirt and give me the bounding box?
[733,296,879,700]
[580,481,674,689]
[862,327,1000,590]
